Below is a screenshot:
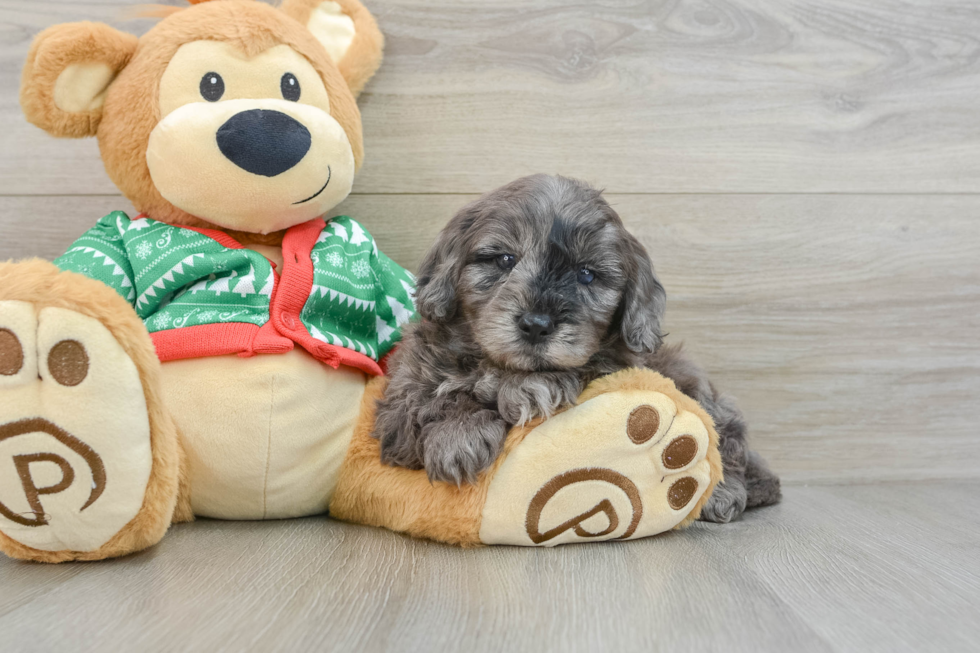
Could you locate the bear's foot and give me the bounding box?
[480,369,722,546]
[0,262,185,562]
[329,368,722,547]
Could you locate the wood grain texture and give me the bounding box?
[2,193,977,484]
[3,0,980,194]
[0,483,977,652]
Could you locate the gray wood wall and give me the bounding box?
[1,0,978,485]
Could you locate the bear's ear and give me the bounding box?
[280,0,384,97]
[20,22,138,138]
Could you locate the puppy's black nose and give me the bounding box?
[518,313,555,343]
[216,109,311,177]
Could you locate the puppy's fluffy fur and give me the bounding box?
[374,174,780,522]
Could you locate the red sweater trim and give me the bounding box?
[146,217,385,376]
[152,323,260,362]
[272,218,384,377]
[179,225,246,250]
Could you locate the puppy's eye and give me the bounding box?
[496,254,517,271]
[577,268,595,285]
[281,73,301,102]
[200,72,225,102]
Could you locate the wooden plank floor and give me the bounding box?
[1,483,978,652]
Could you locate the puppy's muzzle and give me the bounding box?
[217,109,312,177]
[518,312,555,344]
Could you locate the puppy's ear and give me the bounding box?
[20,22,138,138]
[280,0,384,98]
[415,223,468,323]
[618,231,666,353]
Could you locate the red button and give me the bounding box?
[282,314,296,329]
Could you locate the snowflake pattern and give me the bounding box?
[57,212,418,370]
[135,241,154,260]
[350,259,371,278]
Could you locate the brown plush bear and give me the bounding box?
[0,0,721,562]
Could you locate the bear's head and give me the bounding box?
[20,0,383,235]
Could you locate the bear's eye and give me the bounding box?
[200,72,225,102]
[577,268,595,285]
[281,73,301,102]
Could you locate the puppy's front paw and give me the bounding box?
[374,405,424,471]
[496,372,582,425]
[421,411,508,485]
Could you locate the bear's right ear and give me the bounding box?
[280,0,384,98]
[20,22,138,138]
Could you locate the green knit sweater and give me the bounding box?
[54,212,416,375]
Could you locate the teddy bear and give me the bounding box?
[0,0,722,562]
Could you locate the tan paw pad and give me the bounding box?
[0,329,24,377]
[667,476,699,510]
[480,389,713,546]
[47,339,90,387]
[0,301,38,388]
[0,305,152,553]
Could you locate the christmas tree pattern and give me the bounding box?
[55,212,416,363]
[305,216,417,360]
[56,212,273,332]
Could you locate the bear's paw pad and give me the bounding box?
[480,389,713,546]
[0,302,152,553]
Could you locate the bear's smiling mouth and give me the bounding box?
[293,166,331,205]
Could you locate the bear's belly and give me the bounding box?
[159,349,367,520]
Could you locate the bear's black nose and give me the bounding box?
[518,313,556,343]
[216,109,311,177]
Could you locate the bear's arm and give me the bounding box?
[371,248,416,360]
[53,211,138,305]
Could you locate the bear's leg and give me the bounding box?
[330,368,723,547]
[0,261,185,562]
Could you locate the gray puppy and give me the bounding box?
[373,174,780,523]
